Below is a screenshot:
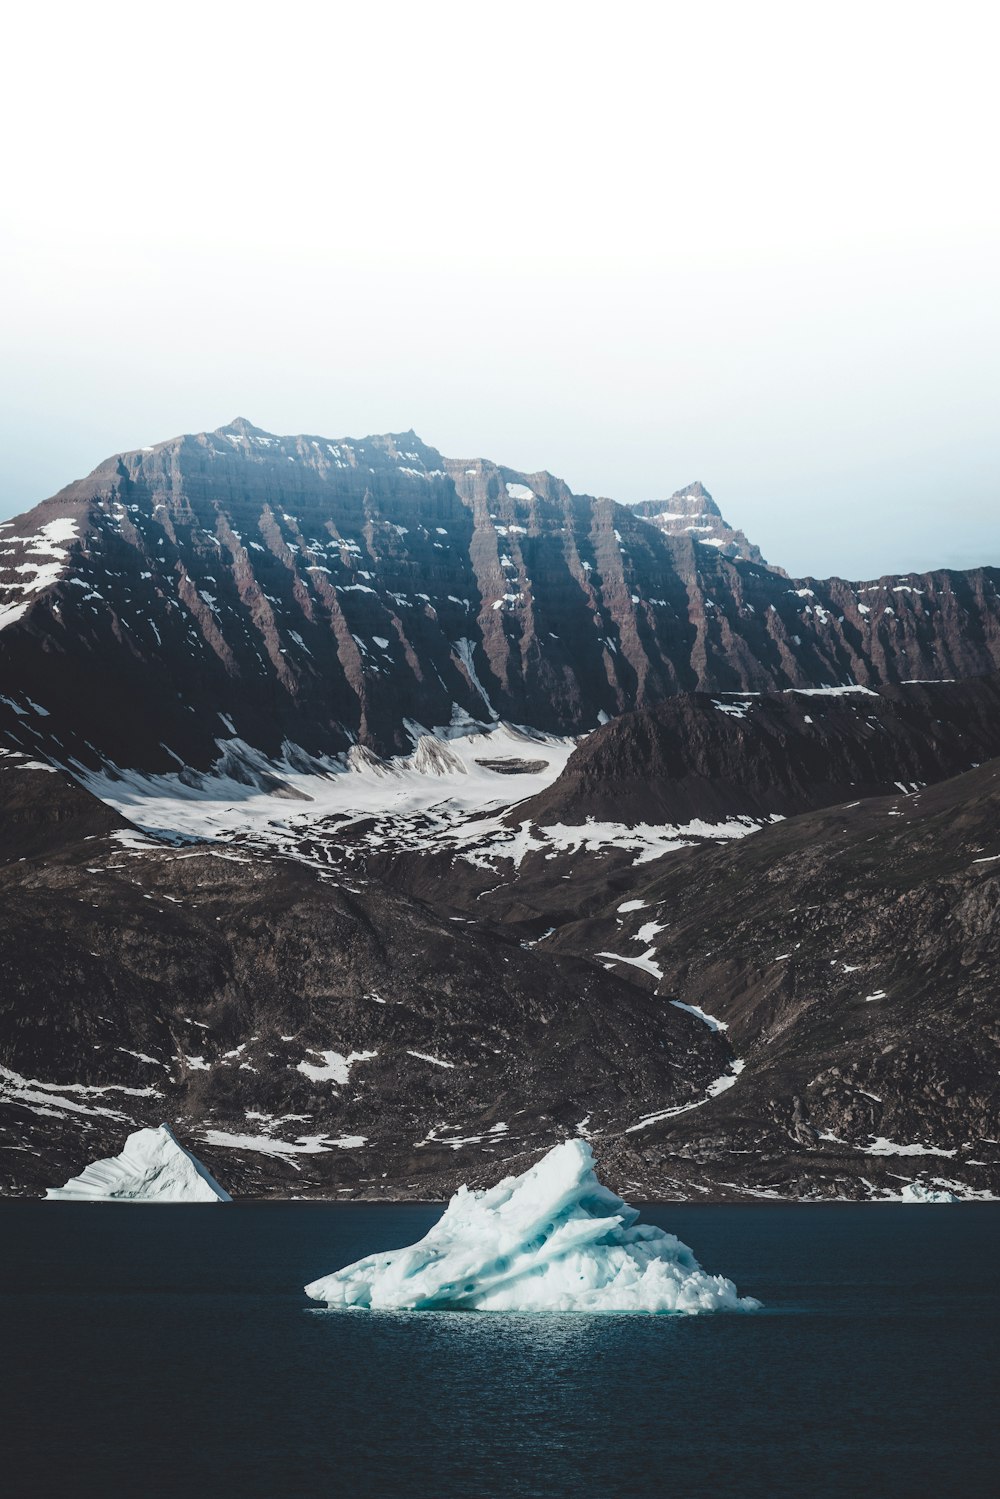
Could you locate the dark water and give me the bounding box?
[2,1201,998,1499]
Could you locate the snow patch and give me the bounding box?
[669,1000,728,1032]
[596,948,662,980]
[297,1050,377,1086]
[787,685,879,697]
[865,1138,957,1157]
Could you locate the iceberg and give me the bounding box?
[900,1182,959,1203]
[305,1139,759,1313]
[45,1123,231,1202]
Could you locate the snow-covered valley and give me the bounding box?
[72,719,768,878]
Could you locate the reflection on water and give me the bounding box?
[307,1302,680,1351]
[3,1202,999,1499]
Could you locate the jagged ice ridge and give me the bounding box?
[304,1140,760,1313]
[45,1123,231,1202]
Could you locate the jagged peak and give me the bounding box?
[376,430,440,456]
[216,417,275,439]
[670,480,721,515]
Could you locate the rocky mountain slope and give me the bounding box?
[2,421,998,1203]
[516,675,1000,828]
[0,751,727,1200]
[3,741,997,1203]
[1,420,999,782]
[542,757,1000,1201]
[242,677,1000,935]
[631,480,772,566]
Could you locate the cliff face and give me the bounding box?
[1,418,999,774]
[631,480,772,567]
[515,675,1000,827]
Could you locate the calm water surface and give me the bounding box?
[2,1201,998,1498]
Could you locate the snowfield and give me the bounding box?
[74,720,577,850]
[72,719,767,873]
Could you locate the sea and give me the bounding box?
[3,1201,997,1498]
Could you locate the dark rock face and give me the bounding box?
[0,748,127,860]
[0,756,726,1200]
[516,675,1000,827]
[1,419,999,774]
[537,758,1000,1200]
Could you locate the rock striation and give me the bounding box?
[631,481,771,567]
[1,421,998,777]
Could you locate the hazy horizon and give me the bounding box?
[2,2,997,580]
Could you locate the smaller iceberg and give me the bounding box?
[45,1124,231,1202]
[900,1182,958,1203]
[305,1139,759,1313]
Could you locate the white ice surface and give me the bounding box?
[304,1139,760,1314]
[45,1123,231,1202]
[74,722,576,853]
[899,1182,959,1203]
[71,724,767,874]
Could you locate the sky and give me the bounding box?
[1,0,997,580]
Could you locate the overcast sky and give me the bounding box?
[1,1,997,579]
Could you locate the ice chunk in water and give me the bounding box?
[45,1124,231,1202]
[305,1139,759,1313]
[900,1182,959,1203]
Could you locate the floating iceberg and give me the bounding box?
[900,1182,959,1203]
[305,1139,759,1313]
[45,1124,231,1202]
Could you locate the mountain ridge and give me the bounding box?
[514,674,1000,828]
[2,421,999,779]
[1,418,999,1202]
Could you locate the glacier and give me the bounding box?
[45,1123,231,1202]
[305,1139,759,1313]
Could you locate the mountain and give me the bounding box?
[541,757,1000,1202]
[2,420,999,782]
[0,751,727,1200]
[631,481,772,567]
[515,675,1000,828]
[312,675,1000,962]
[3,738,997,1203]
[2,421,999,1204]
